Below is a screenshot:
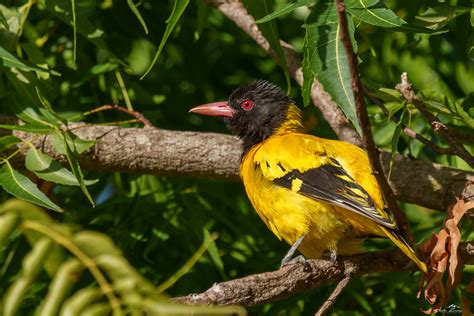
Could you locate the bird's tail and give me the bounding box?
[381,227,427,273]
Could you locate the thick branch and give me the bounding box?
[3,123,473,212]
[205,0,362,146]
[173,242,474,307]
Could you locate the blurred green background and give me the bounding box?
[0,0,473,314]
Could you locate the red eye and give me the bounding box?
[241,99,253,111]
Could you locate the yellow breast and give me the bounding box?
[240,139,354,258]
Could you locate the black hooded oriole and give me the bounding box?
[190,80,427,272]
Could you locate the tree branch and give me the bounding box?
[395,73,474,168]
[335,0,411,241]
[2,121,473,212]
[364,89,455,156]
[172,242,474,307]
[205,0,362,146]
[315,272,353,316]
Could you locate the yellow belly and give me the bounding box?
[243,166,363,258]
[239,134,388,258]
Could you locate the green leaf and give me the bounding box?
[255,0,315,23]
[5,71,57,127]
[415,4,471,30]
[244,0,291,90]
[0,123,55,134]
[0,47,52,74]
[346,0,406,28]
[127,0,149,34]
[0,6,9,30]
[0,162,63,212]
[3,237,54,316]
[51,131,96,156]
[39,259,85,316]
[44,0,107,50]
[52,132,95,206]
[303,0,361,133]
[0,135,20,152]
[72,61,119,87]
[25,146,98,186]
[141,0,190,79]
[204,228,226,279]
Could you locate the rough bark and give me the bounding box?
[173,242,474,307]
[204,0,362,146]
[4,123,473,212]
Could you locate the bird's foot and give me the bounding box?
[330,249,337,263]
[280,255,311,271]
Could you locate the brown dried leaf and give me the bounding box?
[419,198,473,313]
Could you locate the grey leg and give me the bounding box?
[280,234,306,268]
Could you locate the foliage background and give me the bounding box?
[0,0,473,314]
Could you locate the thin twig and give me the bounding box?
[315,272,353,316]
[364,89,452,155]
[84,104,152,127]
[395,73,474,168]
[335,0,412,242]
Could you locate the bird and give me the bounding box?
[190,80,427,273]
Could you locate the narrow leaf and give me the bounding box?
[346,0,406,28]
[57,132,95,206]
[70,0,77,62]
[141,0,190,79]
[0,7,9,30]
[256,0,315,23]
[0,212,20,242]
[303,0,361,133]
[0,124,55,134]
[3,238,54,316]
[0,47,52,74]
[156,232,218,293]
[127,0,149,34]
[40,259,85,316]
[25,147,98,186]
[0,162,63,212]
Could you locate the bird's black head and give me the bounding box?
[227,80,292,148]
[190,80,295,152]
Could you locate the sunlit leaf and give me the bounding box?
[0,7,9,30]
[141,0,190,79]
[127,0,149,34]
[346,0,405,28]
[44,0,107,50]
[256,0,315,23]
[0,162,62,212]
[51,132,95,206]
[303,0,361,133]
[0,123,55,134]
[0,47,52,74]
[415,4,471,30]
[25,146,98,186]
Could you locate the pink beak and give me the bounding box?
[189,101,235,118]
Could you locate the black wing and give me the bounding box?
[272,158,397,229]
